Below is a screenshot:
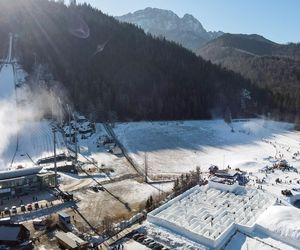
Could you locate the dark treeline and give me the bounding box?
[0,0,286,121]
[198,34,300,121]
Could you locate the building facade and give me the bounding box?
[0,167,56,198]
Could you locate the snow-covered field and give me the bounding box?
[114,119,300,249]
[114,119,299,175]
[225,231,297,250]
[257,205,300,245]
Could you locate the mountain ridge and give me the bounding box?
[116,7,223,50]
[198,33,300,113]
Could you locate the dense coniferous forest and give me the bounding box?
[199,34,300,120]
[0,0,290,121]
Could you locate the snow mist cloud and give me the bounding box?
[0,85,63,168]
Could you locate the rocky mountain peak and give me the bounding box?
[116,8,223,51]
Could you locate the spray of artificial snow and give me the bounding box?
[0,84,63,168]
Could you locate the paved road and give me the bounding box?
[10,201,76,223]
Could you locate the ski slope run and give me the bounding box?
[0,64,66,170]
[0,64,15,100]
[0,64,18,169]
[12,121,66,168]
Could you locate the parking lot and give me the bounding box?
[125,230,169,250]
[0,190,76,223]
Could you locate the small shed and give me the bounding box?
[55,231,88,250]
[0,224,30,247]
[58,211,71,225]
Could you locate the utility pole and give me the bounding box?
[66,104,72,144]
[66,104,71,128]
[52,127,58,188]
[145,153,148,183]
[72,113,78,165]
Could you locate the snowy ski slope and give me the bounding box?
[0,63,66,170]
[12,121,66,168]
[0,64,15,100]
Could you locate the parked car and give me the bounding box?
[11,206,17,214]
[132,233,143,240]
[153,244,164,250]
[27,203,33,211]
[148,242,160,248]
[4,207,10,215]
[34,202,40,210]
[20,205,26,212]
[137,235,146,242]
[143,238,153,245]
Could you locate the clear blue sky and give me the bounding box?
[76,0,300,44]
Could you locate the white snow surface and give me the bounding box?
[123,239,150,250]
[0,120,67,170]
[0,62,71,170]
[225,231,297,250]
[0,64,15,100]
[257,205,300,243]
[114,119,298,175]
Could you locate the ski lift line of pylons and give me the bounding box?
[103,123,168,194]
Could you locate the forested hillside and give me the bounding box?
[198,34,300,117]
[0,0,288,121]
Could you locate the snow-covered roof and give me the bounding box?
[0,167,43,181]
[215,170,241,178]
[80,121,91,126]
[55,231,87,248]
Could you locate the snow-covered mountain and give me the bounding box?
[116,7,223,51]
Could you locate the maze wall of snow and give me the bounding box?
[148,186,275,249]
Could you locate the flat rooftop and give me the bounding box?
[0,167,43,181]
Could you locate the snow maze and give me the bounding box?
[148,186,275,249]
